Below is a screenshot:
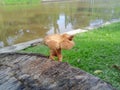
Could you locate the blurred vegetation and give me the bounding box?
[0,0,41,4]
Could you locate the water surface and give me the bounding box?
[0,0,120,47]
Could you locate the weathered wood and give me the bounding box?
[0,38,43,53]
[0,53,116,90]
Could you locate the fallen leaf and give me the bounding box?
[94,70,103,74]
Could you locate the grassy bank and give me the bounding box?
[0,0,41,4]
[22,22,120,89]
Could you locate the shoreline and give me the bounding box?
[0,19,120,53]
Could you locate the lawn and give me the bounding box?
[0,0,41,4]
[22,22,120,89]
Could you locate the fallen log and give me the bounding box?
[0,38,43,53]
[0,53,116,90]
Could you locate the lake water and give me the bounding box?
[0,0,120,48]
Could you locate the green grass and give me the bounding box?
[0,0,41,4]
[23,22,120,89]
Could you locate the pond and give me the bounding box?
[0,0,120,48]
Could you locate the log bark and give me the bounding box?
[0,53,116,90]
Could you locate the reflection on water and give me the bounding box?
[47,14,73,34]
[0,0,120,48]
[90,19,103,27]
